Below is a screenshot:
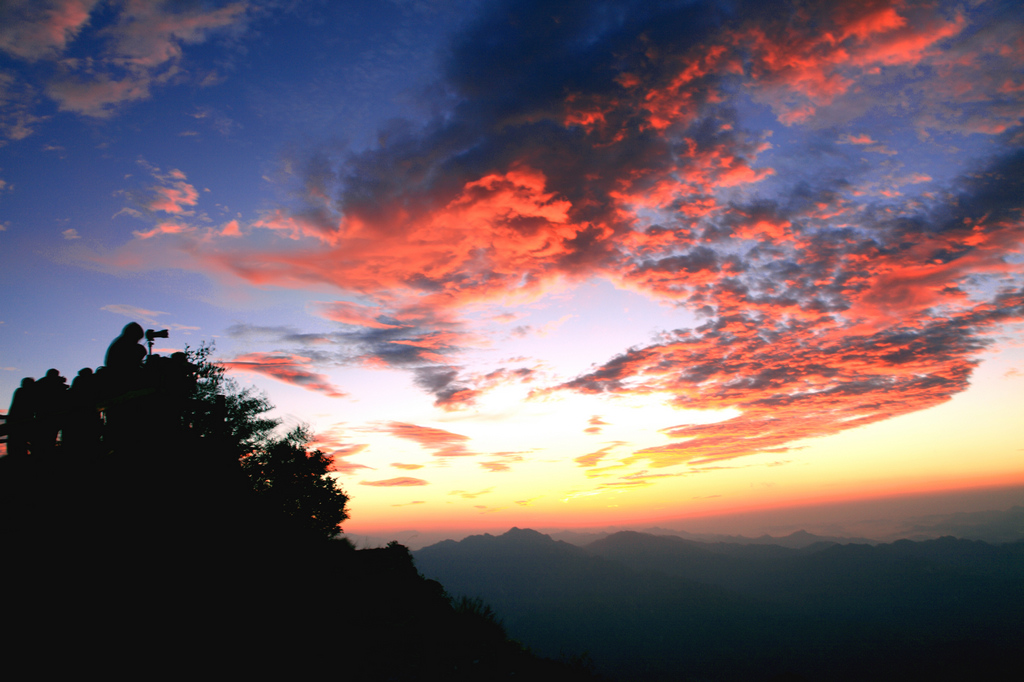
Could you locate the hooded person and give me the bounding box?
[102,322,148,449]
[5,377,37,457]
[105,322,147,374]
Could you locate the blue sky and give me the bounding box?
[2,0,1023,537]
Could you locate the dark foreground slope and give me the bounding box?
[0,451,597,681]
[415,528,1024,682]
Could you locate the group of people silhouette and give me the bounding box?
[2,322,198,457]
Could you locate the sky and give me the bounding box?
[1,0,1022,541]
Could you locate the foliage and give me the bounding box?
[242,424,349,539]
[453,595,507,638]
[184,342,349,538]
[185,342,280,459]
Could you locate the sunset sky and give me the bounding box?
[1,0,1022,540]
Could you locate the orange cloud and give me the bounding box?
[47,75,151,117]
[555,284,1024,469]
[0,0,99,61]
[132,221,193,240]
[733,1,966,125]
[104,2,247,69]
[307,424,370,473]
[330,460,372,475]
[100,304,168,326]
[92,0,1024,473]
[479,452,525,473]
[9,1,249,117]
[380,421,475,458]
[146,180,198,214]
[448,488,492,500]
[732,219,793,242]
[208,166,597,309]
[222,352,346,398]
[838,5,907,42]
[840,133,876,145]
[583,415,609,435]
[360,477,429,487]
[850,12,964,67]
[317,301,403,329]
[575,444,618,469]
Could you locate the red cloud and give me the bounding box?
[732,219,793,242]
[317,301,403,329]
[731,1,966,124]
[850,11,964,67]
[360,477,429,487]
[838,5,907,42]
[431,366,534,411]
[330,460,372,475]
[13,1,249,117]
[145,180,198,214]
[639,44,731,131]
[479,453,525,473]
[250,210,341,243]
[380,421,475,457]
[307,424,370,473]
[479,460,513,473]
[46,75,151,117]
[555,287,1024,469]
[0,0,99,61]
[100,303,167,326]
[584,415,608,435]
[222,352,346,398]
[575,445,617,469]
[449,488,492,499]
[325,444,369,473]
[133,221,193,240]
[209,165,596,310]
[104,2,247,69]
[95,0,1023,477]
[840,133,876,145]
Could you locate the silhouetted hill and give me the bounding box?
[1,341,605,680]
[415,528,1024,682]
[651,526,879,548]
[416,529,796,681]
[585,530,807,597]
[0,450,599,680]
[552,526,879,548]
[897,505,1024,543]
[741,528,875,548]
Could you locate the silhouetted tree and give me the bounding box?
[184,342,348,539]
[243,425,349,539]
[184,342,279,458]
[0,332,600,681]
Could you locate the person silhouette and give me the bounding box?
[103,323,147,448]
[5,377,36,457]
[65,368,102,454]
[105,322,147,373]
[34,369,68,456]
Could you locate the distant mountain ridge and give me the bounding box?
[414,527,1024,682]
[899,504,1024,543]
[347,504,1024,551]
[542,504,1024,548]
[552,526,878,548]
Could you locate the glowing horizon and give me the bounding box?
[1,0,1022,539]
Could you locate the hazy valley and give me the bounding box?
[414,521,1024,681]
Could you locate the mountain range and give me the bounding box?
[414,526,1024,681]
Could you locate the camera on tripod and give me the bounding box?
[145,328,169,356]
